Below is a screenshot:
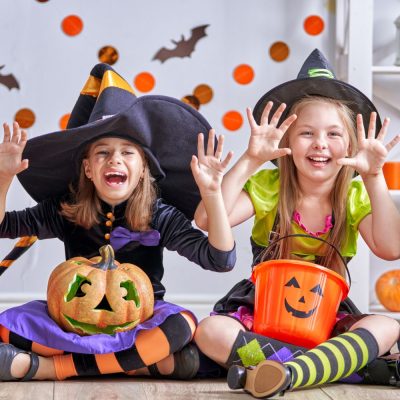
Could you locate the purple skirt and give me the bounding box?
[0,300,194,354]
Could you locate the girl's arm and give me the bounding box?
[338,113,400,259]
[194,102,297,231]
[0,122,29,223]
[190,133,234,251]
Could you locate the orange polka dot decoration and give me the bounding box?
[233,64,254,85]
[222,111,243,131]
[14,108,35,129]
[134,72,155,93]
[304,15,324,36]
[181,95,200,110]
[98,46,119,65]
[193,84,213,105]
[59,113,71,130]
[62,15,83,36]
[269,42,290,62]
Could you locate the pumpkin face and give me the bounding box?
[47,245,154,335]
[375,270,400,312]
[284,276,324,319]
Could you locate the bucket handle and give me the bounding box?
[261,233,351,287]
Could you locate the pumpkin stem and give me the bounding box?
[94,245,118,271]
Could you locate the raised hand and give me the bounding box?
[190,130,233,195]
[337,113,400,178]
[0,122,29,185]
[246,101,297,163]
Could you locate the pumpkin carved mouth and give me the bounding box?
[63,314,139,335]
[284,298,317,318]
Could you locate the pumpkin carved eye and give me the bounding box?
[285,277,300,288]
[66,275,92,302]
[120,280,140,307]
[310,284,323,297]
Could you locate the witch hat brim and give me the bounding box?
[253,49,381,152]
[17,65,212,220]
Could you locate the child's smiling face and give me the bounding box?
[83,137,145,206]
[288,102,351,185]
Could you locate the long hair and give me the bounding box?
[271,96,357,277]
[60,143,157,231]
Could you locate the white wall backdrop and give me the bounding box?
[0,0,399,319]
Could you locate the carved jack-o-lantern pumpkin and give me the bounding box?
[47,245,154,335]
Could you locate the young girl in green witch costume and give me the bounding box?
[194,49,400,398]
[0,63,235,381]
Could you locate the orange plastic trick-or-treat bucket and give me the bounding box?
[383,162,400,190]
[251,258,349,349]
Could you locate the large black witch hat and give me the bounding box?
[17,63,212,219]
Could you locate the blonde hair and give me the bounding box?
[271,96,357,277]
[60,142,157,231]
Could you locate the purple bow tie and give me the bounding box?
[110,226,161,251]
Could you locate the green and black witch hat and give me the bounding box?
[253,49,381,134]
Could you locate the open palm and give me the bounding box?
[338,113,400,177]
[191,130,233,195]
[246,102,297,163]
[0,122,29,183]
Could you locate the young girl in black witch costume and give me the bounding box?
[194,49,400,398]
[0,63,235,381]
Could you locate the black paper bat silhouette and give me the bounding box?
[0,65,19,90]
[152,24,209,63]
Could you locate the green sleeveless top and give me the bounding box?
[243,168,371,259]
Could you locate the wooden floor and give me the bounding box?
[1,378,400,400]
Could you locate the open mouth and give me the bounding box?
[307,156,330,166]
[63,314,139,335]
[104,171,128,185]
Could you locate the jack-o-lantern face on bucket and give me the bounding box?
[47,245,154,335]
[284,276,323,318]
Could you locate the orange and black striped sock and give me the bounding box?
[54,311,196,380]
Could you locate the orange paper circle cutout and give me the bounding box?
[233,64,254,85]
[304,15,324,35]
[62,15,83,36]
[269,42,290,62]
[98,46,119,65]
[222,111,243,131]
[182,95,200,110]
[134,72,155,93]
[14,108,35,129]
[193,84,213,104]
[59,113,71,130]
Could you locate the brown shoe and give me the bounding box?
[227,360,292,398]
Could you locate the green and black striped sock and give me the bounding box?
[285,328,379,388]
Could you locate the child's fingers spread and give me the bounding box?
[260,101,275,126]
[269,103,284,127]
[246,107,257,129]
[197,133,205,158]
[221,150,234,169]
[356,114,365,142]
[206,129,215,155]
[275,148,291,159]
[337,157,356,167]
[190,155,200,175]
[368,112,377,139]
[377,117,390,142]
[280,114,297,132]
[385,134,400,152]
